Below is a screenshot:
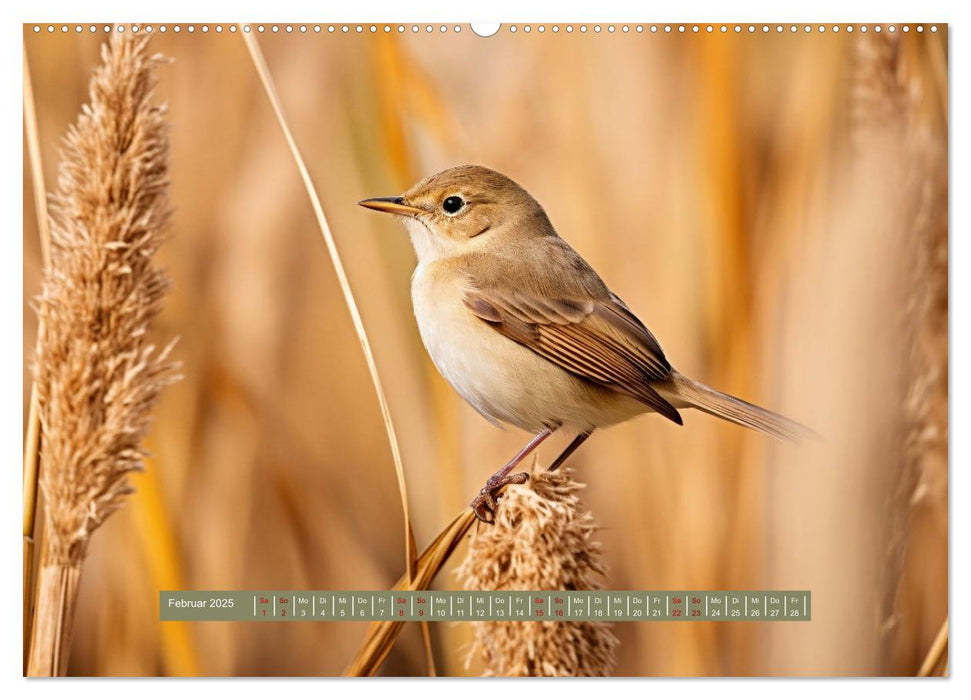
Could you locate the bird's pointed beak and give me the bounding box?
[358,196,425,217]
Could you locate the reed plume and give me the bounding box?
[27,33,176,676]
[457,462,618,677]
[851,31,948,674]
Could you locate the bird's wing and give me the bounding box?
[463,285,683,425]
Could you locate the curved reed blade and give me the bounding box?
[239,29,419,581]
[343,509,477,676]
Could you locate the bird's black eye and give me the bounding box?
[442,195,464,214]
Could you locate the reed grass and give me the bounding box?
[22,44,51,671]
[343,507,476,676]
[22,27,948,677]
[917,619,948,677]
[344,464,620,677]
[240,28,440,674]
[458,462,617,676]
[240,28,418,580]
[26,33,177,676]
[851,31,949,674]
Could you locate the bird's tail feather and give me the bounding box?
[661,371,814,442]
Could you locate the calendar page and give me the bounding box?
[21,17,948,681]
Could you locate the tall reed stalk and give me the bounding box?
[240,29,442,674]
[344,465,619,677]
[27,34,177,676]
[851,31,948,674]
[22,44,52,670]
[239,28,418,580]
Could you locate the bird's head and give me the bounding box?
[359,165,555,263]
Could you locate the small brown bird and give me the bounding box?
[360,165,808,522]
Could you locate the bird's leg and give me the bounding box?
[547,429,593,472]
[471,427,554,523]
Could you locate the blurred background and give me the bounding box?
[23,24,947,676]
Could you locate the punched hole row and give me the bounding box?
[31,24,940,35]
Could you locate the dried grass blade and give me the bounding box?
[917,619,948,677]
[238,30,418,580]
[343,509,477,676]
[23,47,50,266]
[22,43,53,669]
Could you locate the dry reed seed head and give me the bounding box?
[852,34,911,142]
[851,31,948,665]
[457,461,618,677]
[35,33,178,566]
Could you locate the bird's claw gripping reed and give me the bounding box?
[470,470,529,523]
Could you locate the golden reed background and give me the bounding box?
[23,25,947,676]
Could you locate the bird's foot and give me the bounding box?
[470,471,530,523]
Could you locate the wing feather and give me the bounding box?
[463,286,682,425]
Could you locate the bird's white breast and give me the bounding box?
[410,261,646,433]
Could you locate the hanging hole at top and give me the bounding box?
[471,23,501,37]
